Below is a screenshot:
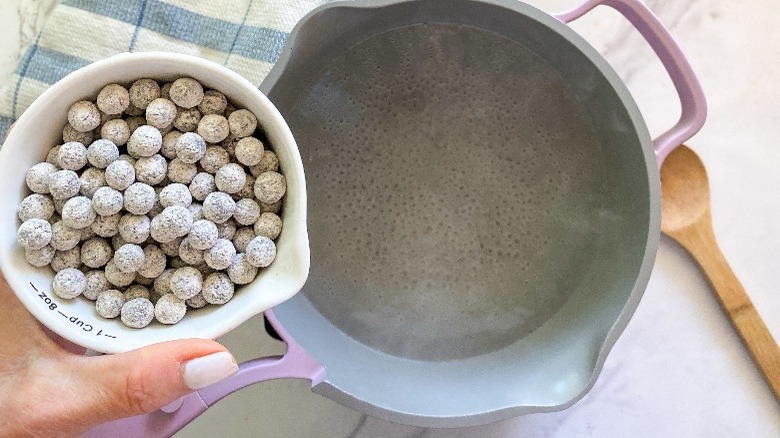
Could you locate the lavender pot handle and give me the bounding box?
[79,311,325,438]
[554,0,707,164]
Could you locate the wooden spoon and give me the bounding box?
[660,145,780,401]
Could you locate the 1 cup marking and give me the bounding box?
[30,282,117,339]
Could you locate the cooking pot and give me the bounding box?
[83,0,706,435]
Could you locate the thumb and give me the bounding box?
[64,339,237,428]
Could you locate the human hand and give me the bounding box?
[0,125,238,438]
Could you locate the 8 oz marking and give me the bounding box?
[35,288,58,310]
[30,282,114,339]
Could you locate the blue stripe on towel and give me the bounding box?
[12,37,40,117]
[231,25,287,63]
[22,45,91,86]
[64,0,288,63]
[0,115,15,142]
[129,0,150,51]
[141,0,240,53]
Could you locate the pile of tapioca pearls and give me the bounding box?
[16,77,286,328]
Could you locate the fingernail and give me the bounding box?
[182,351,238,390]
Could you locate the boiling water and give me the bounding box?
[287,24,608,361]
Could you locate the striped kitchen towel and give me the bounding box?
[0,0,330,143]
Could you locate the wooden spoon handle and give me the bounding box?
[676,218,780,401]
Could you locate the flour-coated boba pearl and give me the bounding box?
[50,221,80,251]
[227,253,257,285]
[25,245,55,267]
[120,297,154,328]
[197,114,229,143]
[234,137,264,166]
[169,77,204,109]
[26,162,58,194]
[100,119,131,146]
[215,218,237,240]
[199,145,229,174]
[124,284,151,301]
[173,107,201,132]
[161,130,183,159]
[159,183,192,208]
[16,218,52,249]
[152,206,193,243]
[245,236,276,268]
[189,172,216,202]
[170,267,203,300]
[259,200,282,214]
[202,192,235,224]
[57,141,88,171]
[118,214,151,244]
[79,225,96,242]
[231,174,254,201]
[232,227,256,253]
[204,238,235,271]
[188,219,218,250]
[233,198,260,226]
[188,202,204,221]
[92,187,123,216]
[160,237,183,257]
[49,170,81,200]
[124,182,156,215]
[81,237,113,268]
[248,150,278,176]
[52,268,86,299]
[178,237,205,265]
[214,163,246,195]
[67,100,101,132]
[105,259,136,288]
[227,109,257,138]
[91,213,121,238]
[253,171,286,204]
[18,194,55,222]
[129,79,161,110]
[125,114,146,132]
[50,246,81,272]
[145,98,177,129]
[97,83,130,115]
[167,158,197,184]
[114,243,145,273]
[63,123,94,145]
[79,168,107,198]
[134,154,167,185]
[198,90,227,115]
[137,245,166,279]
[95,290,125,318]
[86,139,119,169]
[185,292,208,309]
[175,132,207,164]
[127,125,162,158]
[253,212,282,240]
[61,196,96,229]
[153,269,175,297]
[154,294,186,324]
[105,159,136,191]
[201,272,234,305]
[83,269,109,300]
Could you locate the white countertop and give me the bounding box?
[2,0,779,436]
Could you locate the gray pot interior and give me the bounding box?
[264,0,659,427]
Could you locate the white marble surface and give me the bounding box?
[1,0,779,437]
[0,0,58,86]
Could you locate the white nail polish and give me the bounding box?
[183,351,238,390]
